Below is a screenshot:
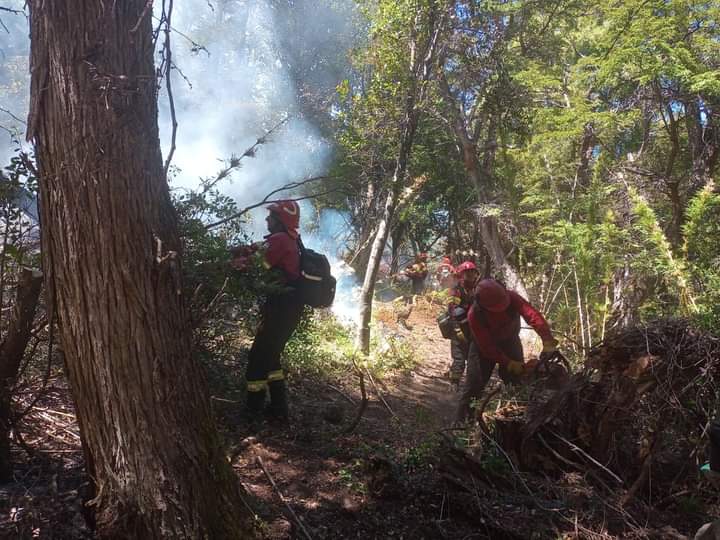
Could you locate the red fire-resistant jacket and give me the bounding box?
[262,232,301,282]
[467,291,552,366]
[448,283,473,316]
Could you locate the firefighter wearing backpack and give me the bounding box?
[446,261,479,387]
[233,200,304,422]
[455,279,559,423]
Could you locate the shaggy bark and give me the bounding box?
[27,3,256,538]
[0,267,42,481]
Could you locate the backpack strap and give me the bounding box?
[295,234,305,255]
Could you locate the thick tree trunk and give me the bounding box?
[27,3,256,538]
[0,267,43,481]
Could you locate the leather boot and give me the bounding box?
[267,380,289,421]
[245,389,266,416]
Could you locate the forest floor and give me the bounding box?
[0,299,716,539]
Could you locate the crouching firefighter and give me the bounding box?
[232,200,304,422]
[455,279,559,424]
[446,261,479,388]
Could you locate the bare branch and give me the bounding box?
[161,1,178,178]
[130,0,154,33]
[204,175,342,230]
[199,115,290,195]
[152,14,210,56]
[0,106,26,125]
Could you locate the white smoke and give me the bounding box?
[300,206,360,325]
[159,1,334,204]
[0,1,31,166]
[0,1,362,320]
[162,1,362,322]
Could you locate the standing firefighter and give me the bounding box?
[455,279,559,423]
[446,261,479,387]
[436,256,456,290]
[232,200,303,422]
[404,252,429,295]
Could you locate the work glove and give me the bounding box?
[506,360,525,376]
[539,337,559,361]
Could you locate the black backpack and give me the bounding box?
[296,238,336,308]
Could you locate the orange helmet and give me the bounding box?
[267,200,300,231]
[475,279,510,312]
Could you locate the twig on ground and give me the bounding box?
[210,395,240,404]
[365,369,398,421]
[324,383,355,405]
[477,428,535,498]
[537,433,585,472]
[620,451,652,506]
[476,384,501,435]
[342,355,369,434]
[548,429,623,484]
[257,455,314,540]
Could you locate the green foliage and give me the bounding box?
[0,150,40,270]
[283,313,418,380]
[684,185,720,328]
[283,313,355,378]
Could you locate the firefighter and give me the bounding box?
[231,200,303,422]
[446,261,478,387]
[455,278,559,423]
[404,252,429,295]
[436,256,456,290]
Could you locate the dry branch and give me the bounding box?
[342,355,369,434]
[257,455,314,540]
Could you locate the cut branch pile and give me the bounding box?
[437,320,720,536]
[513,319,720,503]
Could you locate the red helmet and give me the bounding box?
[441,256,452,265]
[267,200,300,230]
[455,261,477,275]
[475,279,510,312]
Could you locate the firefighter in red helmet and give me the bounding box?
[404,252,429,295]
[455,278,559,423]
[231,200,303,423]
[436,256,456,290]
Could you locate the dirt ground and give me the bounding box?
[0,301,715,539]
[228,302,486,539]
[0,302,477,539]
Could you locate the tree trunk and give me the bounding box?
[438,73,529,298]
[0,267,43,481]
[26,3,256,538]
[389,222,405,277]
[356,9,445,354]
[357,142,411,354]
